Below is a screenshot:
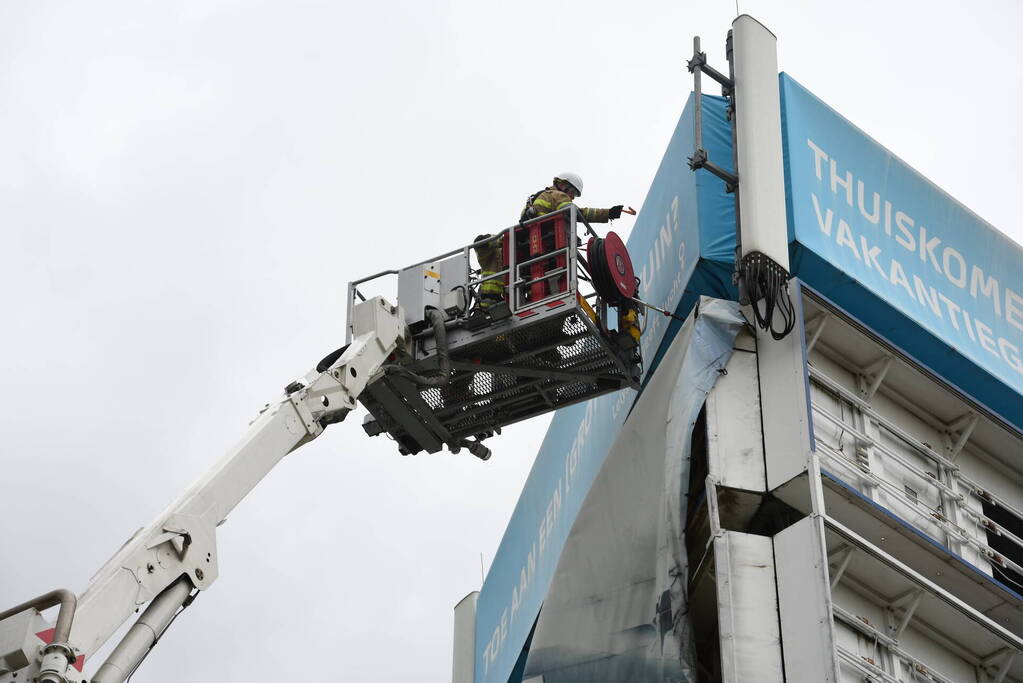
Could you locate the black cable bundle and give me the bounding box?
[741,251,796,340]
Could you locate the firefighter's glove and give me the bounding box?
[608,205,624,220]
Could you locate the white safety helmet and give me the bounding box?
[554,172,584,197]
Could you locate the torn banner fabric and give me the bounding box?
[522,298,744,683]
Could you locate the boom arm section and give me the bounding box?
[0,297,406,683]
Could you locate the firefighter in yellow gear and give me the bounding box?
[473,173,627,308]
[473,233,506,308]
[520,172,627,224]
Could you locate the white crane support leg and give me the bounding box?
[90,578,192,683]
[0,296,408,680]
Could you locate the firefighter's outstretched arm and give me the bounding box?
[0,296,407,683]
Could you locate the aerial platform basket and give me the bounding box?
[345,206,642,458]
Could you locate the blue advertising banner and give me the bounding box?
[475,71,1023,683]
[473,93,734,683]
[781,74,1023,420]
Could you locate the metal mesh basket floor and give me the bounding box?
[360,305,636,454]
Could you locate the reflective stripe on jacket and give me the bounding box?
[520,187,611,224]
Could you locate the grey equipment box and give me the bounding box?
[396,253,468,326]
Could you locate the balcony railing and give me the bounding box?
[809,364,1023,587]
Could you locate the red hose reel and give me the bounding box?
[586,231,636,305]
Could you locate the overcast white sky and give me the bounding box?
[2,1,1021,681]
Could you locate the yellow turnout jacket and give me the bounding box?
[520,187,611,223]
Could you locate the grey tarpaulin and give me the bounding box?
[521,298,745,682]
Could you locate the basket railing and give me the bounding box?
[346,206,582,342]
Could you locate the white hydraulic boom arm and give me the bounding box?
[0,296,407,683]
